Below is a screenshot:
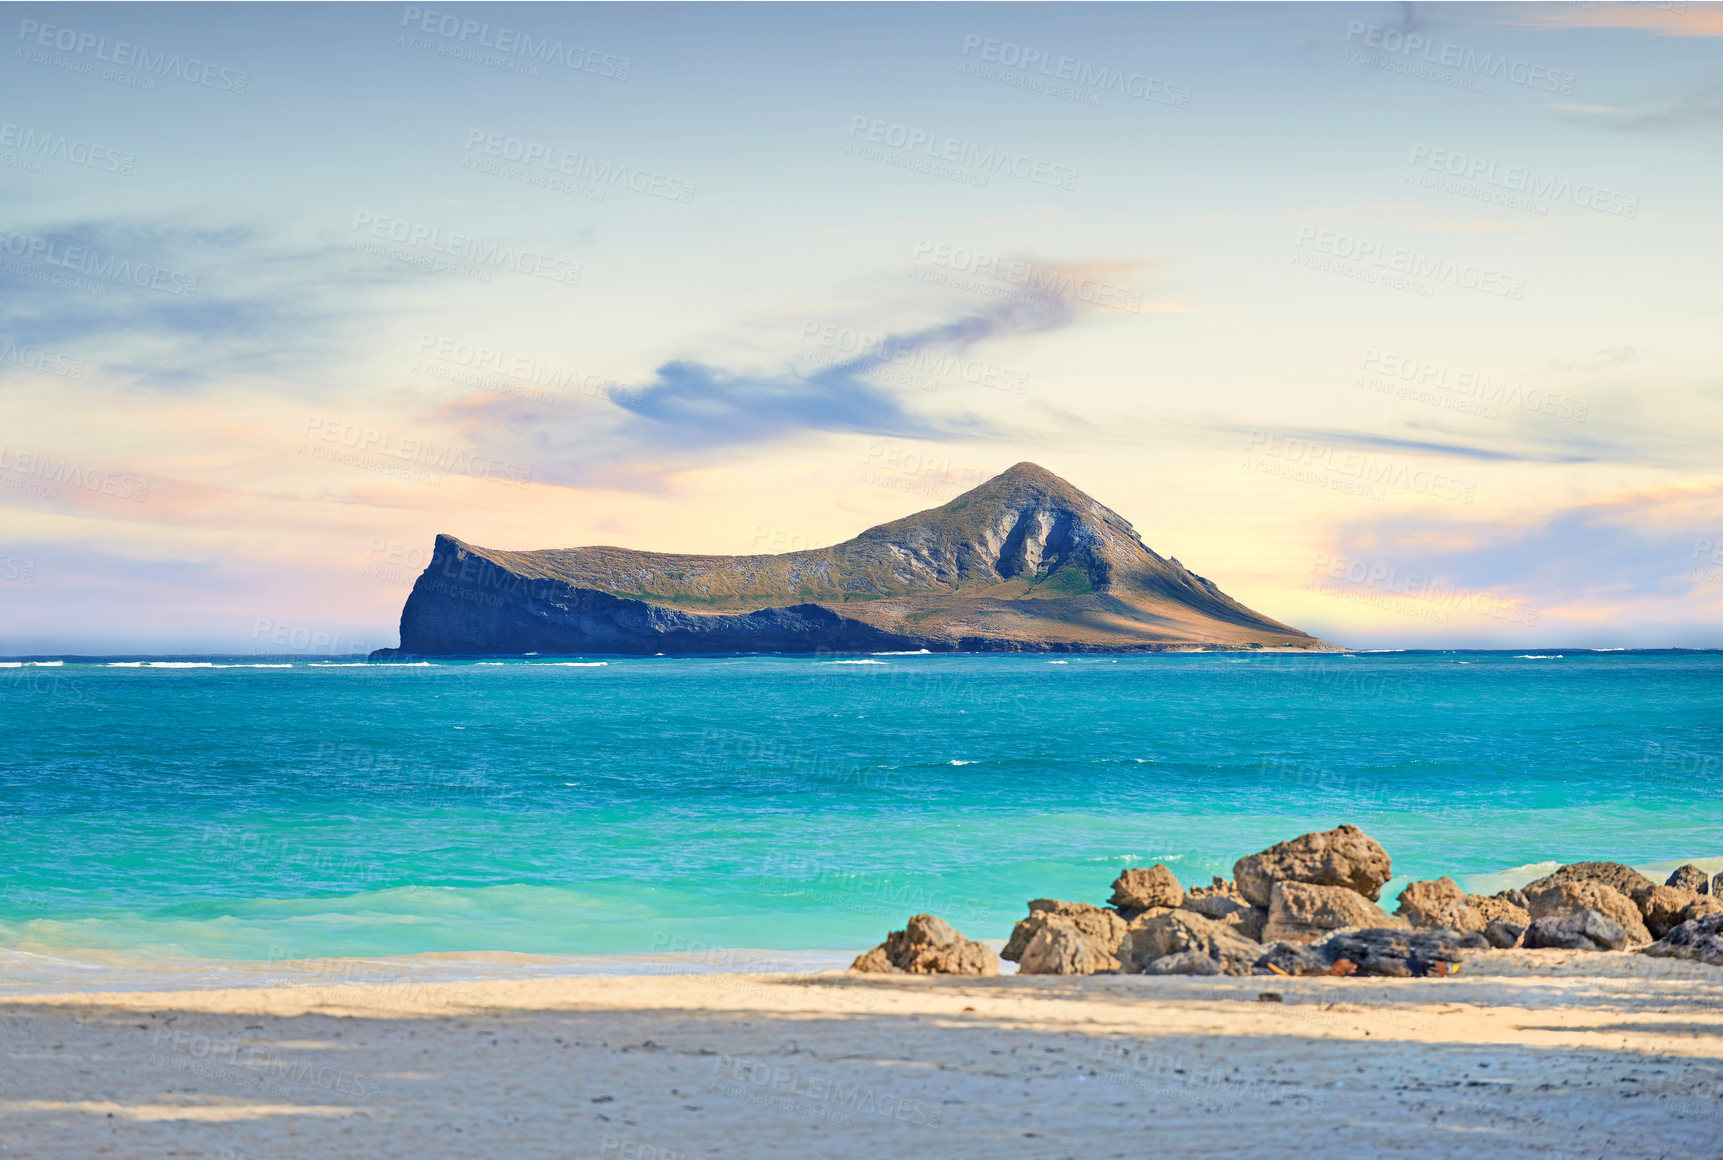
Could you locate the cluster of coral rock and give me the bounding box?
[850,825,1723,978]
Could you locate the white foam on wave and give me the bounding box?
[533,662,608,667]
[1460,861,1563,895]
[1047,660,1068,664]
[821,659,884,665]
[949,759,975,766]
[872,649,931,655]
[1516,655,1563,660]
[0,662,17,667]
[310,661,435,667]
[108,661,215,668]
[28,660,62,666]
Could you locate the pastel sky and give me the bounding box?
[2,1,1721,654]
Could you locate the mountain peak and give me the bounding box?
[384,464,1331,655]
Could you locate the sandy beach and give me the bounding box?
[3,950,1720,1160]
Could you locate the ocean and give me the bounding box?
[2,650,1719,989]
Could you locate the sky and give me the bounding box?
[2,0,1721,654]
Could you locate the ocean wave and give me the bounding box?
[107,661,213,668]
[949,759,975,766]
[1459,861,1563,895]
[872,649,931,655]
[1516,655,1563,660]
[1047,660,1068,664]
[533,662,608,667]
[821,659,885,665]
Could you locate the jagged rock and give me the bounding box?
[1110,865,1184,912]
[1398,878,1486,933]
[1641,912,1723,966]
[1483,920,1525,949]
[1263,881,1404,944]
[1638,885,1700,939]
[1682,896,1723,924]
[1523,879,1651,945]
[1666,865,1709,894]
[1468,894,1530,928]
[850,913,998,975]
[1001,899,1127,963]
[1523,909,1629,952]
[1018,919,1120,975]
[1180,888,1266,940]
[850,945,899,973]
[1253,942,1331,976]
[1316,928,1486,977]
[1524,861,1656,901]
[1714,872,1723,898]
[1233,825,1392,906]
[1124,910,1261,975]
[1142,950,1221,976]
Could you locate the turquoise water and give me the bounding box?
[2,651,1720,974]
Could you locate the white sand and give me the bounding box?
[2,950,1720,1159]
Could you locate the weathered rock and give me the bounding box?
[1522,909,1629,952]
[1110,865,1184,912]
[1142,950,1221,976]
[1398,878,1486,933]
[1233,825,1392,906]
[850,912,998,975]
[1018,919,1120,975]
[1638,885,1700,939]
[1493,888,1529,910]
[1468,894,1531,928]
[1682,896,1723,924]
[1666,865,1709,894]
[849,945,899,973]
[1180,889,1266,940]
[1523,861,1656,901]
[1316,928,1486,977]
[1523,879,1651,945]
[1641,912,1723,967]
[1263,881,1404,944]
[1253,942,1331,976]
[1714,871,1723,899]
[1483,920,1525,949]
[1124,910,1260,975]
[1001,900,1127,963]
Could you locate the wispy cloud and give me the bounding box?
[1329,484,1723,606]
[0,216,389,389]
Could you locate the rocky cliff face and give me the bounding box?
[375,463,1331,656]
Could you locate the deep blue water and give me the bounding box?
[1,650,1719,970]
